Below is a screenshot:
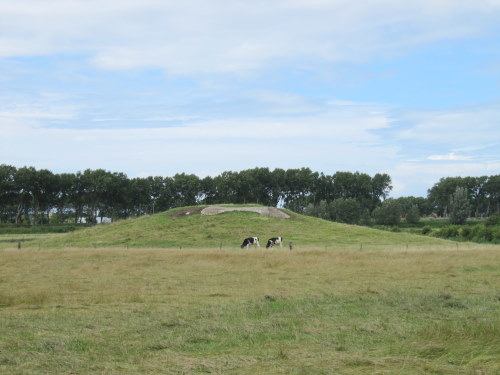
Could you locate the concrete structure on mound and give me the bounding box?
[201,206,290,219]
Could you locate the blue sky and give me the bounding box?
[1,0,499,197]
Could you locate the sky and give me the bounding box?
[1,0,499,198]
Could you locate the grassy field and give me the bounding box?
[1,245,499,374]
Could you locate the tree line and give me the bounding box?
[428,176,500,218]
[303,175,500,225]
[0,165,392,225]
[1,164,498,226]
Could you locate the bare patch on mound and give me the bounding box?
[168,207,204,218]
[201,206,290,219]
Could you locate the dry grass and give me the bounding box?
[1,246,499,374]
[2,245,497,305]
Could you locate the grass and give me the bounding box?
[5,205,469,250]
[1,246,499,374]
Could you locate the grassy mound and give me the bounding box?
[29,205,459,249]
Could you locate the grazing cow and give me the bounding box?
[241,237,260,249]
[266,237,283,248]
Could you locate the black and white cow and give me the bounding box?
[241,237,260,249]
[266,237,283,248]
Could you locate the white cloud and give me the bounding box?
[366,102,500,196]
[1,1,499,73]
[395,104,500,150]
[0,111,387,143]
[0,102,396,177]
[427,153,472,161]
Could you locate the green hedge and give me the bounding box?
[429,224,500,244]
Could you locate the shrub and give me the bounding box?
[493,227,500,243]
[460,226,472,241]
[448,226,460,238]
[471,225,494,243]
[485,213,500,226]
[484,227,493,242]
[434,226,460,239]
[481,227,493,242]
[421,226,432,235]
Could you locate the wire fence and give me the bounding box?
[2,238,498,252]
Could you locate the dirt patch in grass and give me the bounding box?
[201,206,290,219]
[167,207,205,218]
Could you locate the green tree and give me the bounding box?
[395,196,432,216]
[148,176,167,214]
[332,171,381,211]
[14,167,57,225]
[80,169,112,223]
[0,165,17,223]
[332,171,360,200]
[213,171,239,204]
[157,177,175,211]
[282,168,318,208]
[371,198,402,225]
[404,205,420,225]
[484,175,500,215]
[270,168,286,207]
[303,200,330,220]
[314,173,335,203]
[428,177,464,216]
[172,173,201,207]
[199,176,217,204]
[464,176,488,217]
[68,171,86,223]
[101,172,129,221]
[13,166,36,224]
[449,186,470,225]
[128,178,152,216]
[252,167,275,205]
[236,168,275,205]
[329,198,362,224]
[52,173,76,223]
[370,173,392,210]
